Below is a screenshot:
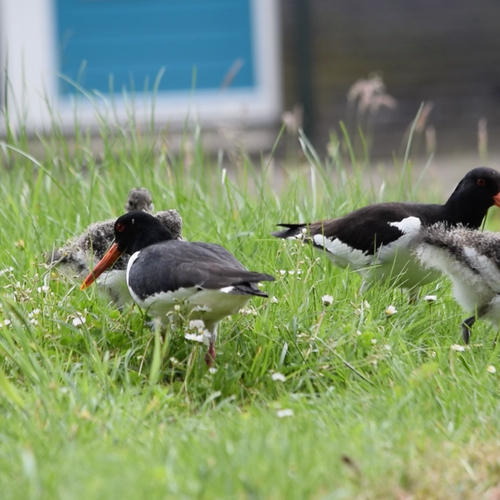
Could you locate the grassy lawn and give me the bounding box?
[1,124,500,499]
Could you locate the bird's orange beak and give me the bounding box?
[80,243,123,290]
[494,193,500,208]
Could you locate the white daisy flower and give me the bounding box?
[0,267,13,277]
[385,305,397,316]
[28,309,41,319]
[322,294,334,306]
[188,319,206,333]
[271,372,286,382]
[239,307,257,316]
[487,365,496,374]
[277,409,294,418]
[184,333,204,343]
[451,344,465,352]
[192,305,211,312]
[71,314,86,327]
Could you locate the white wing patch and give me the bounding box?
[312,234,371,269]
[388,216,422,235]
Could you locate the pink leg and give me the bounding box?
[204,342,216,367]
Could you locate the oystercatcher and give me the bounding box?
[48,188,183,306]
[273,167,500,299]
[416,223,500,344]
[80,211,274,365]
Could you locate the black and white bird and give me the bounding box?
[416,223,500,344]
[48,188,183,306]
[80,211,274,365]
[273,167,500,299]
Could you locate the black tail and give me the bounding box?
[232,273,274,297]
[272,223,307,239]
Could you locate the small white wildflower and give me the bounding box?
[385,305,397,316]
[487,365,497,374]
[28,309,41,319]
[363,300,371,309]
[451,344,465,352]
[277,409,294,418]
[30,319,38,326]
[383,344,392,351]
[371,339,377,345]
[37,286,50,294]
[356,330,362,336]
[430,351,437,358]
[188,319,206,332]
[271,372,286,382]
[322,294,334,306]
[208,367,218,374]
[174,304,181,312]
[192,305,211,312]
[0,267,13,277]
[184,333,204,343]
[239,307,257,316]
[278,270,287,276]
[271,296,279,304]
[3,319,11,326]
[423,295,437,303]
[72,314,86,327]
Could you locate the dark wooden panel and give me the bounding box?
[280,0,500,155]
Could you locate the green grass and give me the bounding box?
[1,121,500,500]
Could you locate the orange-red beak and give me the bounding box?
[80,243,124,290]
[494,193,500,208]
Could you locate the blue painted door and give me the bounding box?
[56,0,255,96]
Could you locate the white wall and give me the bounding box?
[0,0,282,135]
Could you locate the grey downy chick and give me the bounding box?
[47,188,183,306]
[415,223,500,344]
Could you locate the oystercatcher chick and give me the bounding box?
[80,211,275,365]
[416,223,500,344]
[273,167,500,299]
[48,188,183,306]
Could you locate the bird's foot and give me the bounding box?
[204,342,216,367]
[461,316,475,344]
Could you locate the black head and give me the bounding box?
[125,188,154,213]
[114,211,175,255]
[445,167,500,227]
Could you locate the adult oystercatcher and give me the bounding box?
[48,188,183,306]
[80,211,274,365]
[416,223,500,344]
[273,167,500,299]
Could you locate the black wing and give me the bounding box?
[128,241,274,301]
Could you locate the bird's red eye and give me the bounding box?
[477,178,486,187]
[116,223,125,232]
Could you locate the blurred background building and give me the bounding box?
[2,0,500,157]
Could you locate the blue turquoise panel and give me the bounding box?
[56,0,255,96]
